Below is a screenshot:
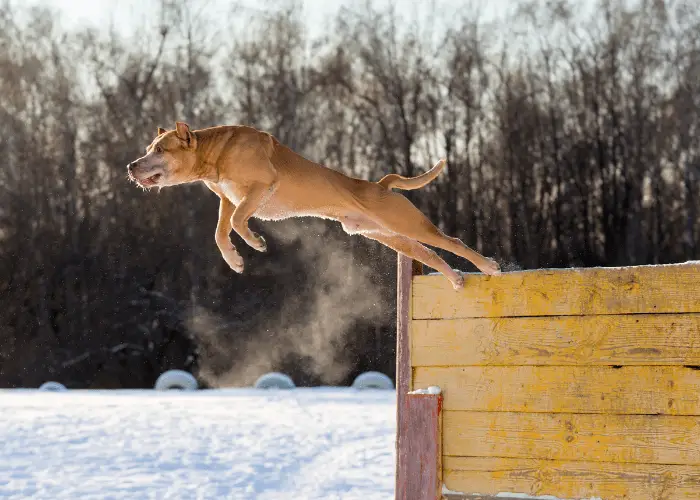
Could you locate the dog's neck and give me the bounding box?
[193,126,236,183]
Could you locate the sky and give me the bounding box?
[25,0,611,60]
[34,0,532,37]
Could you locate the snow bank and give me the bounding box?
[0,388,396,500]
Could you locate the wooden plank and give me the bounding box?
[396,393,442,500]
[443,456,700,500]
[443,411,700,465]
[411,314,700,367]
[412,261,700,319]
[414,366,700,415]
[395,255,424,499]
[396,255,422,399]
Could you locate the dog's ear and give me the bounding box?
[175,121,195,149]
[157,127,167,136]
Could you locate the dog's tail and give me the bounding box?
[376,159,446,191]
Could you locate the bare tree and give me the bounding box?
[2,0,700,388]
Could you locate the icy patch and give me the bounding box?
[426,260,700,277]
[428,268,467,276]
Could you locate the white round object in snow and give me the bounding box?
[254,372,296,389]
[351,371,394,390]
[154,370,198,391]
[38,381,67,392]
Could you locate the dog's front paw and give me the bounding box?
[223,250,245,273]
[451,272,465,291]
[252,232,267,253]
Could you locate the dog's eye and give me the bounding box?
[155,146,163,153]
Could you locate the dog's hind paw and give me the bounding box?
[478,257,501,275]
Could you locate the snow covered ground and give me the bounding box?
[0,389,396,500]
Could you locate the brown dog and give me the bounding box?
[127,122,500,289]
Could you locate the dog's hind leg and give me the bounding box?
[361,192,500,275]
[361,231,465,290]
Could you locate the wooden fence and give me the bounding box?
[395,256,700,500]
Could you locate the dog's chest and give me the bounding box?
[217,180,286,219]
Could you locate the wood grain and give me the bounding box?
[396,255,416,405]
[396,393,442,500]
[443,456,700,499]
[395,255,424,500]
[411,314,700,367]
[413,366,700,415]
[442,411,700,465]
[412,261,700,319]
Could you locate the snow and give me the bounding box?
[0,388,396,500]
[407,386,441,395]
[427,259,700,276]
[442,485,602,500]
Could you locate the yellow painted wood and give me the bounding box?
[443,456,700,500]
[413,366,700,415]
[442,411,700,465]
[411,314,700,367]
[412,261,700,319]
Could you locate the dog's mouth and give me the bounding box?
[131,171,163,188]
[141,173,162,186]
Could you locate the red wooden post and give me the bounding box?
[396,255,442,500]
[396,254,421,413]
[398,393,443,499]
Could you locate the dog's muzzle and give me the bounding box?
[127,160,163,187]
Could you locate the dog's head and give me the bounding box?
[127,122,199,189]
